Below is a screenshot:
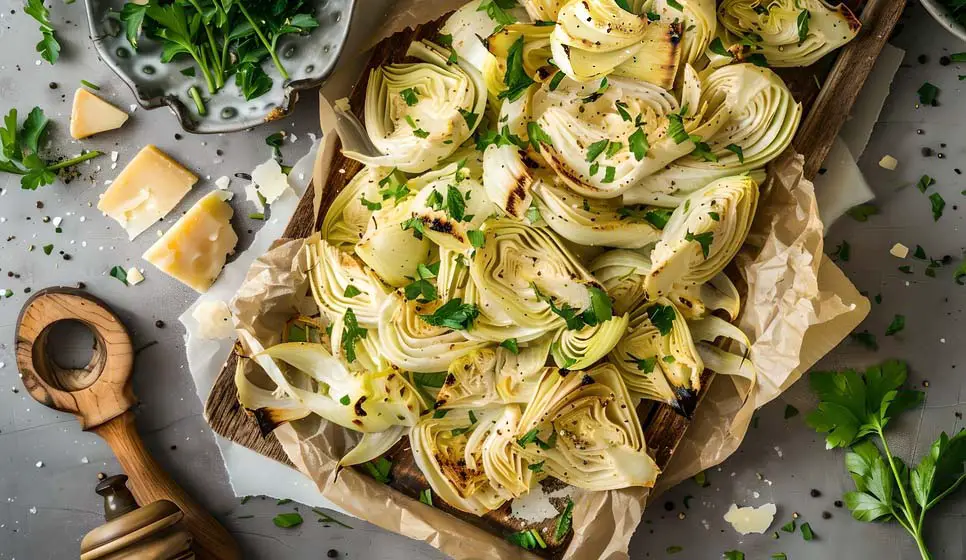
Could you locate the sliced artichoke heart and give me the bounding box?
[551,312,630,370]
[411,405,534,515]
[495,332,555,403]
[532,179,662,248]
[609,298,703,415]
[434,348,501,409]
[344,39,487,173]
[469,219,599,332]
[377,291,488,373]
[716,0,860,68]
[305,236,388,328]
[645,174,758,299]
[356,196,435,287]
[320,166,393,247]
[625,63,801,202]
[514,364,659,490]
[532,73,695,198]
[552,0,679,86]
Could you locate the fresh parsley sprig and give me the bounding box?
[25,0,61,65]
[0,107,102,190]
[807,360,966,560]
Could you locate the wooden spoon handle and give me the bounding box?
[93,411,240,560]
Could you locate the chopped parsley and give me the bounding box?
[916,174,936,193]
[917,82,939,106]
[401,216,426,240]
[885,314,905,336]
[846,203,879,222]
[362,457,392,484]
[581,77,609,103]
[378,168,410,201]
[831,240,850,262]
[709,37,733,59]
[419,488,433,506]
[615,100,632,121]
[360,196,382,211]
[500,338,520,354]
[404,262,440,302]
[797,10,811,43]
[405,115,429,138]
[109,265,127,284]
[527,121,553,150]
[272,512,303,528]
[585,139,610,162]
[400,87,419,106]
[419,298,479,330]
[850,330,878,351]
[629,128,649,160]
[685,230,714,258]
[499,35,535,101]
[646,304,676,336]
[477,0,517,31]
[667,113,690,144]
[725,143,744,163]
[554,498,575,540]
[339,395,351,406]
[341,308,368,363]
[507,528,546,550]
[467,229,485,248]
[343,285,362,298]
[930,192,945,221]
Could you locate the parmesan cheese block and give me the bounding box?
[143,191,238,293]
[70,89,129,139]
[98,145,198,240]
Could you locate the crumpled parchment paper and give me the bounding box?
[214,1,877,557]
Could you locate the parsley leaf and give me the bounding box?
[554,498,575,540]
[362,456,393,484]
[666,113,690,144]
[404,262,439,302]
[929,192,945,221]
[499,35,535,102]
[643,304,674,336]
[419,298,479,330]
[725,143,744,163]
[527,121,553,151]
[272,512,303,528]
[500,338,520,354]
[685,230,714,258]
[918,82,940,106]
[797,10,811,43]
[885,314,905,336]
[917,175,936,193]
[586,139,609,162]
[400,87,419,106]
[25,0,60,65]
[629,128,649,160]
[709,37,733,59]
[341,308,368,363]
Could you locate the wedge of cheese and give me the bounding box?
[98,145,198,240]
[143,191,238,293]
[70,89,129,139]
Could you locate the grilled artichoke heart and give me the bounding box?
[514,364,660,490]
[344,40,487,173]
[644,175,758,299]
[713,0,860,68]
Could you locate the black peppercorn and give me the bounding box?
[822,511,832,519]
[155,320,165,328]
[664,501,675,511]
[327,550,339,558]
[940,56,951,66]
[922,147,933,157]
[810,489,821,498]
[834,500,843,508]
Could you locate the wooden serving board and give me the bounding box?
[204,0,905,552]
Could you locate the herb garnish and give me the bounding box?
[847,203,879,222]
[25,0,61,65]
[917,82,940,106]
[685,230,714,258]
[507,528,547,550]
[646,304,675,336]
[404,262,440,303]
[885,314,905,336]
[500,338,520,354]
[805,361,966,560]
[0,107,102,190]
[362,456,393,484]
[272,512,303,528]
[341,308,368,363]
[499,35,535,102]
[554,498,575,540]
[419,298,479,330]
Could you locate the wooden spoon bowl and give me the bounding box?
[15,287,239,560]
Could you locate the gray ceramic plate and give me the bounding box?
[83,0,355,134]
[921,0,966,43]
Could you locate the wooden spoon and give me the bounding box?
[15,287,240,560]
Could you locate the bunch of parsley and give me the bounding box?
[0,107,102,190]
[119,0,319,102]
[807,360,966,560]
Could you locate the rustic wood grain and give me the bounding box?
[794,0,907,178]
[204,2,904,555]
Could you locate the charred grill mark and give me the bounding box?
[355,395,368,417]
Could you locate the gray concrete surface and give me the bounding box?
[0,1,964,559]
